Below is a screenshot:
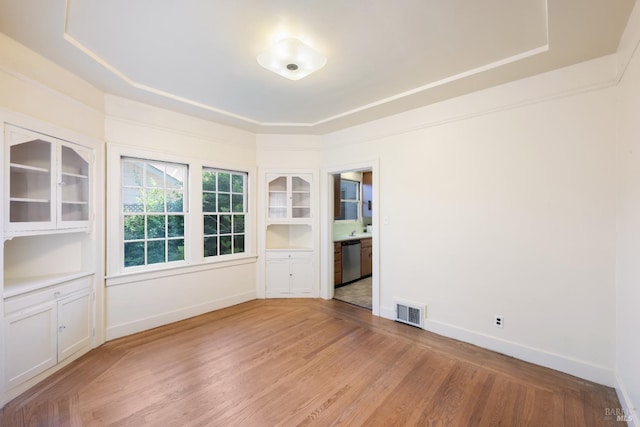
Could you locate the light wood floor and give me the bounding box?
[0,299,621,426]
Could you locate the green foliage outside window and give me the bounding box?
[203,168,247,257]
[122,158,186,268]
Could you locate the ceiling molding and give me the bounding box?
[63,0,551,131]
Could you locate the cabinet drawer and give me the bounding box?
[265,251,312,261]
[4,275,92,314]
[361,238,372,248]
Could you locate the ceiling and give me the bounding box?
[0,0,635,134]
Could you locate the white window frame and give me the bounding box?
[202,167,248,259]
[121,156,189,272]
[336,178,361,223]
[106,144,255,280]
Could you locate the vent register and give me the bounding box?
[394,299,425,328]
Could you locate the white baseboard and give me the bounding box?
[106,291,256,340]
[379,305,613,386]
[615,373,638,427]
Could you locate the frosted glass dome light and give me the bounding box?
[257,38,327,81]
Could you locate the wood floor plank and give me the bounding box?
[0,299,623,426]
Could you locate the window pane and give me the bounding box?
[218,173,230,192]
[168,239,184,261]
[202,171,216,191]
[218,193,230,212]
[233,215,245,233]
[234,235,245,253]
[204,236,218,257]
[341,180,358,200]
[122,160,144,186]
[232,194,244,212]
[124,215,145,240]
[342,201,358,220]
[167,190,183,212]
[204,215,218,235]
[232,174,243,193]
[203,193,216,212]
[168,215,184,238]
[220,215,232,234]
[165,165,185,190]
[147,215,166,239]
[145,163,164,188]
[220,235,232,255]
[147,241,165,264]
[122,188,144,213]
[124,242,145,267]
[146,189,165,212]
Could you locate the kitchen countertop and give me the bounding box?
[334,233,372,242]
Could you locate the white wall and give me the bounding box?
[323,57,619,386]
[0,33,104,139]
[614,1,640,421]
[104,96,259,339]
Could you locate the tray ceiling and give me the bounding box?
[0,0,635,133]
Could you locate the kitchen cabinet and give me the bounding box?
[5,125,92,236]
[361,238,372,277]
[267,173,311,222]
[3,275,93,390]
[265,251,314,296]
[334,242,342,286]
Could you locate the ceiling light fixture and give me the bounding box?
[257,37,327,81]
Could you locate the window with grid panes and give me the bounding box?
[121,157,187,269]
[203,168,247,257]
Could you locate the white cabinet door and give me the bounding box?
[58,289,92,362]
[265,252,314,296]
[4,302,57,388]
[290,254,313,294]
[266,255,292,295]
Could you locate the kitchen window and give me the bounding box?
[203,167,247,257]
[337,179,360,221]
[121,157,187,269]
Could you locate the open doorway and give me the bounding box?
[332,169,373,310]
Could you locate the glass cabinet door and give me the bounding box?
[59,144,90,224]
[268,176,288,219]
[8,137,55,226]
[5,125,92,234]
[291,175,311,219]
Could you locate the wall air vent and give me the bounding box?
[394,298,425,328]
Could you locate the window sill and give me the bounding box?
[106,254,258,287]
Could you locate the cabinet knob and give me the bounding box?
[58,325,66,332]
[58,181,66,186]
[54,291,61,298]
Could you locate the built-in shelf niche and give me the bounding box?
[3,233,93,296]
[266,224,313,250]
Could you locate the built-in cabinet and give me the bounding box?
[265,252,313,296]
[267,173,311,221]
[4,275,92,389]
[264,171,316,298]
[1,117,102,406]
[5,125,91,235]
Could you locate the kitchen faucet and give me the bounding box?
[350,230,356,236]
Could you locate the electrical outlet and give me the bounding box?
[494,315,504,328]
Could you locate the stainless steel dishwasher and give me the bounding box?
[341,240,361,284]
